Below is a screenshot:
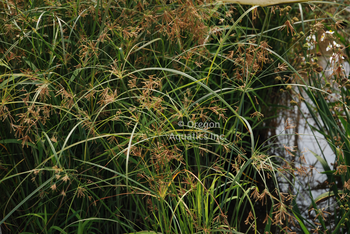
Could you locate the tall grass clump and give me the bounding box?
[0,0,340,233]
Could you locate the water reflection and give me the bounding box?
[266,56,350,231]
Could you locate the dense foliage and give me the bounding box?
[0,0,349,233]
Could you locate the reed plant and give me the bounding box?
[1,0,348,233]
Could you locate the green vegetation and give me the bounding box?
[0,0,349,233]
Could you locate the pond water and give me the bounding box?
[272,53,350,228]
